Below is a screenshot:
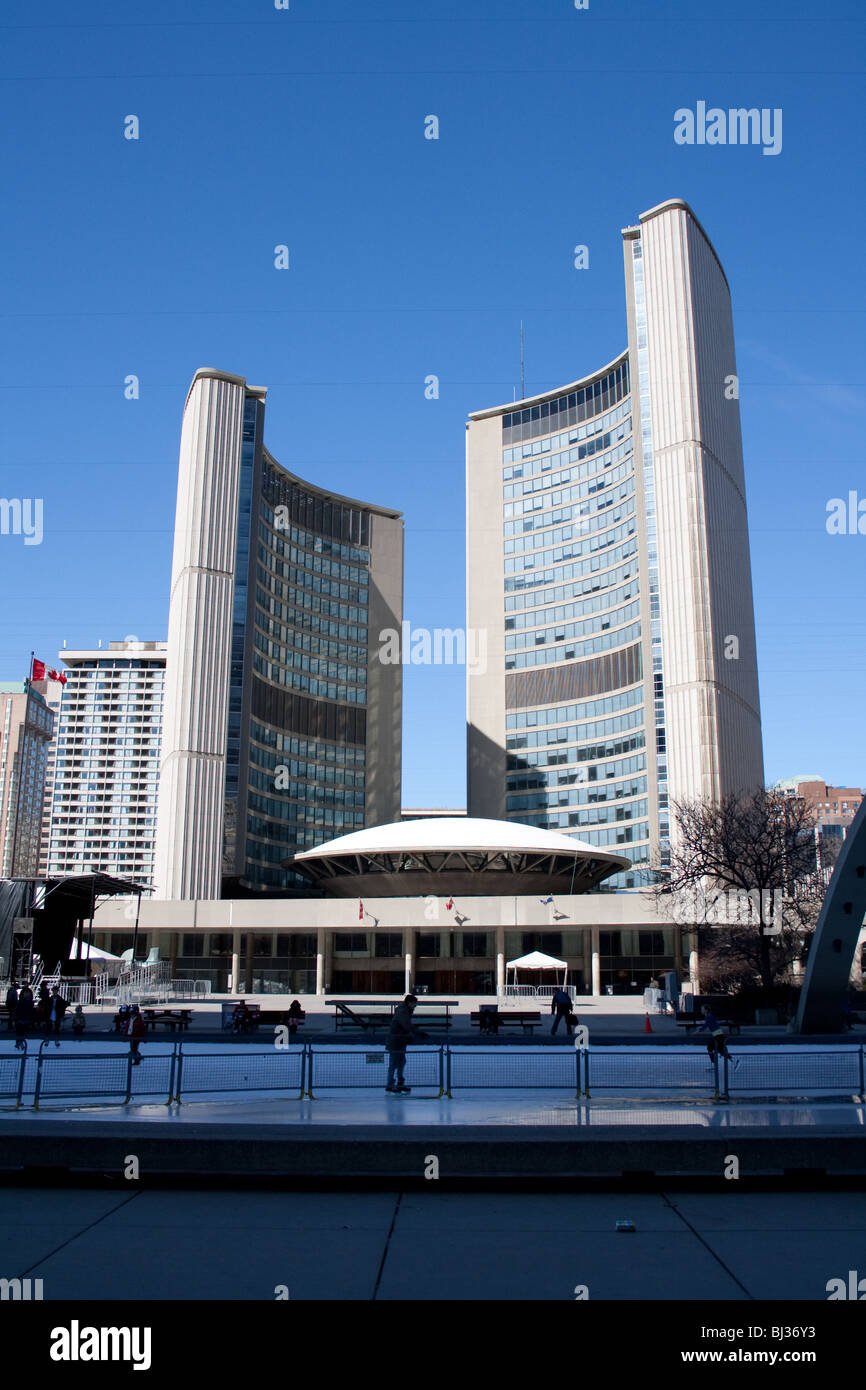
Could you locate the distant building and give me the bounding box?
[401,808,467,821]
[774,775,863,869]
[774,775,863,833]
[45,641,166,889]
[34,674,66,877]
[0,682,55,876]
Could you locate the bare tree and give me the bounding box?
[647,789,825,990]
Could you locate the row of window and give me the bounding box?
[506,599,640,653]
[244,808,365,859]
[503,425,632,485]
[507,706,644,750]
[257,561,368,610]
[260,465,372,550]
[501,362,629,444]
[254,612,367,665]
[247,782,366,820]
[250,719,366,766]
[505,619,642,671]
[258,536,369,590]
[507,770,647,801]
[252,637,367,702]
[249,744,366,789]
[507,795,648,825]
[504,518,638,576]
[515,814,649,847]
[502,397,631,464]
[505,537,638,595]
[253,585,367,641]
[505,496,636,558]
[503,457,634,517]
[506,685,643,731]
[504,484,634,543]
[259,502,371,569]
[508,751,647,780]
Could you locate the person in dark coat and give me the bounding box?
[14,985,34,1050]
[48,987,69,1040]
[550,986,574,1036]
[4,982,18,1029]
[385,995,427,1093]
[126,1004,146,1065]
[36,981,51,1030]
[286,999,303,1040]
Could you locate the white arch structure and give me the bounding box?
[790,798,866,1033]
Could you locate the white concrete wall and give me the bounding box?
[638,202,763,811]
[154,371,250,900]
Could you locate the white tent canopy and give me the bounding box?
[506,950,567,971]
[505,950,569,996]
[71,940,123,961]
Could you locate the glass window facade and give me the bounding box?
[223,395,380,893]
[497,359,651,886]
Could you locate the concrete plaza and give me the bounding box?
[1,1184,864,1300]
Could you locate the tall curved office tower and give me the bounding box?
[466,200,764,887]
[155,370,403,899]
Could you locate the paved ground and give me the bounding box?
[6,1093,866,1128]
[2,1185,864,1300]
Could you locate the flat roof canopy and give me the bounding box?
[11,873,148,908]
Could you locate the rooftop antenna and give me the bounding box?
[520,320,525,400]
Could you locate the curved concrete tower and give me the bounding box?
[155,370,252,900]
[466,200,763,888]
[155,369,403,900]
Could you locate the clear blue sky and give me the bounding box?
[0,0,863,806]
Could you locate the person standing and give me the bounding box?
[4,982,18,1029]
[550,986,574,1036]
[71,1005,86,1036]
[126,1004,146,1065]
[286,999,303,1040]
[48,987,69,1043]
[385,994,427,1093]
[13,984,34,1050]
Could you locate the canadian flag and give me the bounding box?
[359,899,364,921]
[31,659,46,682]
[48,669,68,685]
[445,898,454,911]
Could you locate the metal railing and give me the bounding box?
[504,984,576,1000]
[305,1047,444,1097]
[1,1042,863,1110]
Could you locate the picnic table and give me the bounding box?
[329,1000,457,1032]
[470,1009,542,1035]
[676,1014,742,1035]
[141,1009,192,1033]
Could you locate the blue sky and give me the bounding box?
[0,0,863,806]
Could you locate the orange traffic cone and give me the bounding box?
[644,1013,652,1034]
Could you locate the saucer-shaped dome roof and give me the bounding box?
[288,817,628,897]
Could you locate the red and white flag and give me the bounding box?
[358,899,364,921]
[47,669,68,685]
[31,658,46,681]
[445,898,454,911]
